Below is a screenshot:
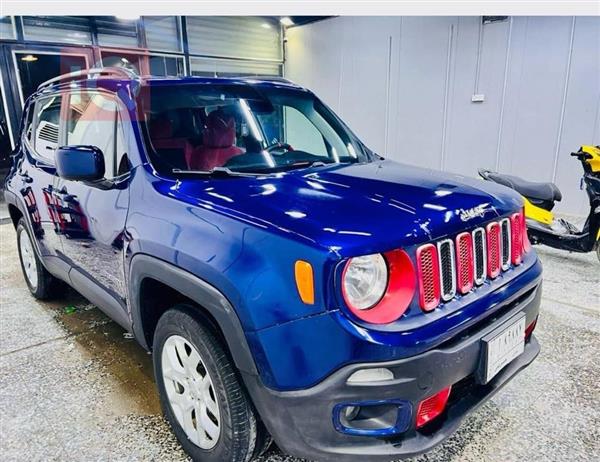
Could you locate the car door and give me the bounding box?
[17,94,65,261]
[53,88,131,303]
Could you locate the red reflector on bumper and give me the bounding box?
[525,316,538,340]
[416,386,452,428]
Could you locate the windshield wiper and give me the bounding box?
[281,160,330,171]
[172,167,258,178]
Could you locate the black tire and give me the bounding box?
[252,419,273,459]
[153,304,269,462]
[16,218,64,300]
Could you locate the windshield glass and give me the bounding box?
[137,83,372,175]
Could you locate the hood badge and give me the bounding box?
[459,204,489,222]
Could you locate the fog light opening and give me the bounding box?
[343,405,360,421]
[333,400,412,436]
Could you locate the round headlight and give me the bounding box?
[342,253,388,310]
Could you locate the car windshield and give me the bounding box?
[137,82,372,175]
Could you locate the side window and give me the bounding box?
[283,107,328,157]
[33,95,62,161]
[66,91,128,179]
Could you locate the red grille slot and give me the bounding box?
[455,232,474,294]
[510,212,523,265]
[416,243,441,311]
[486,222,501,278]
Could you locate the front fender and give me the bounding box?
[128,253,258,375]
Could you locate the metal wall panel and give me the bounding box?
[390,17,456,170]
[496,17,572,181]
[445,17,510,176]
[336,17,397,155]
[186,17,281,61]
[285,16,600,215]
[285,18,343,111]
[553,17,600,215]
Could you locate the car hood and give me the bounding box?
[172,160,522,256]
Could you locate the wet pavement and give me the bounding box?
[0,222,598,461]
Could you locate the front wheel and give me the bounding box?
[153,305,270,461]
[16,218,64,300]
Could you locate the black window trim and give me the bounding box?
[24,92,62,166]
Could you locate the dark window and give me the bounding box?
[0,83,13,168]
[101,51,142,75]
[149,55,184,77]
[15,53,87,102]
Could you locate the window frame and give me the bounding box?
[26,93,63,164]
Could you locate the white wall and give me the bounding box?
[285,17,600,216]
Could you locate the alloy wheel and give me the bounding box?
[19,229,38,290]
[161,335,221,449]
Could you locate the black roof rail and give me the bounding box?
[37,67,139,91]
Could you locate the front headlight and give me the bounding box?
[341,249,417,324]
[342,253,388,310]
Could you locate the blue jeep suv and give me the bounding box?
[4,68,541,461]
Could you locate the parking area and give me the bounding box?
[0,220,598,462]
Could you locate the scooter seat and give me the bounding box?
[487,172,562,203]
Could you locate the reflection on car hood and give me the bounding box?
[172,160,523,256]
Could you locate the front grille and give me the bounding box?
[486,222,501,278]
[416,244,441,311]
[500,218,511,270]
[472,228,486,285]
[437,240,456,301]
[455,232,474,294]
[510,213,523,265]
[416,213,525,312]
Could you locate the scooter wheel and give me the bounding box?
[596,243,600,263]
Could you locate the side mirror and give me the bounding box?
[55,145,105,182]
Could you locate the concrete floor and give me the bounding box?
[0,222,598,462]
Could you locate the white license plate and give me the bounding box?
[483,316,526,383]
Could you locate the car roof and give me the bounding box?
[142,75,303,89]
[34,68,307,100]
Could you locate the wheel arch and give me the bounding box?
[129,253,258,376]
[8,203,23,228]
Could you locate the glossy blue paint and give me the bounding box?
[55,145,105,181]
[4,75,541,393]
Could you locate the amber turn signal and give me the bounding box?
[294,260,315,305]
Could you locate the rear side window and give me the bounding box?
[32,95,61,161]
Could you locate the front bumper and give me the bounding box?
[244,281,542,461]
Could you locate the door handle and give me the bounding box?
[55,187,75,201]
[19,171,33,183]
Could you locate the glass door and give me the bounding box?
[0,68,14,168]
[13,49,90,105]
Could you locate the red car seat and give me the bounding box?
[149,115,189,169]
[185,111,244,171]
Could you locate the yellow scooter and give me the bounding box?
[479,146,600,262]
